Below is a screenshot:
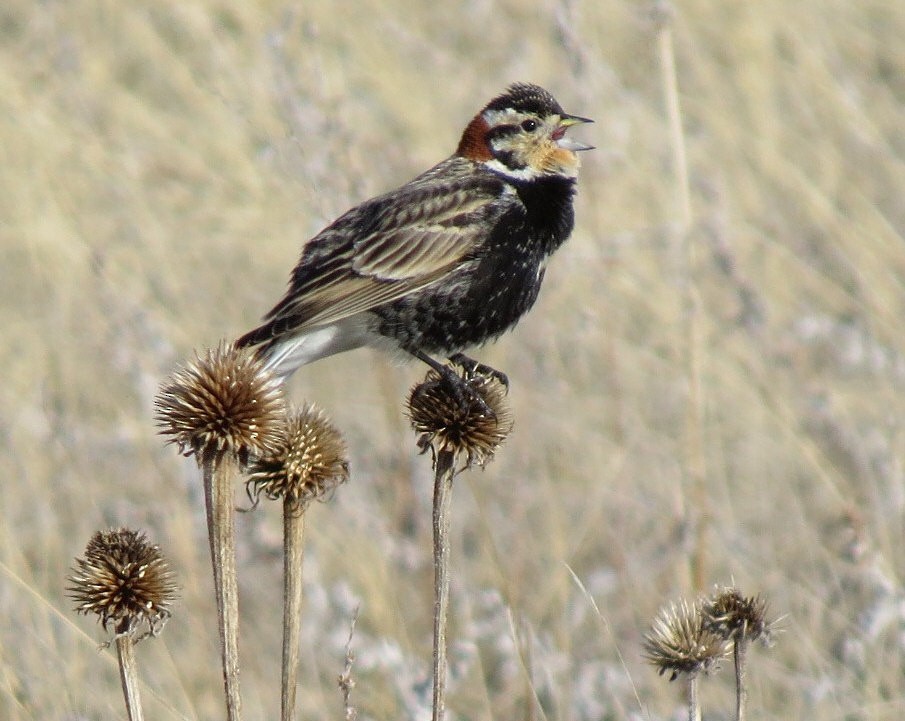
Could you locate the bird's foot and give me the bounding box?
[413,350,500,418]
[437,363,498,419]
[448,353,509,391]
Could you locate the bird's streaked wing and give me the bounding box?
[241,165,516,343]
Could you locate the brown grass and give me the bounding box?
[2,1,904,719]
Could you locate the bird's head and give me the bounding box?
[456,82,593,181]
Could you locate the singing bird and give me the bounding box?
[237,82,592,389]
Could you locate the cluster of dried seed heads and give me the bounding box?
[644,586,777,681]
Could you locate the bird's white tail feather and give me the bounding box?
[259,320,375,381]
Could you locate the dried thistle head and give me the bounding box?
[701,586,776,647]
[407,366,512,470]
[644,598,731,681]
[155,341,287,466]
[68,528,179,640]
[246,403,349,509]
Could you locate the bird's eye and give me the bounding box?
[520,119,539,132]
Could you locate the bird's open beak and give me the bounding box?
[554,113,594,151]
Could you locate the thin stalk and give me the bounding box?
[338,608,359,721]
[431,450,456,721]
[114,632,144,721]
[734,639,749,721]
[202,452,242,721]
[281,500,307,721]
[657,18,691,228]
[687,674,701,721]
[657,4,709,592]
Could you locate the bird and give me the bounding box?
[237,82,592,395]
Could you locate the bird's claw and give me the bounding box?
[438,363,498,419]
[448,353,510,390]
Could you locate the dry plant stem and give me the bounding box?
[114,632,144,721]
[339,608,359,721]
[281,500,306,721]
[734,639,749,721]
[687,674,701,721]
[657,15,691,226]
[203,452,243,721]
[431,449,456,721]
[657,5,709,591]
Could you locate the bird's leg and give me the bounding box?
[448,352,509,390]
[412,350,497,418]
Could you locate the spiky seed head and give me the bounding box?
[643,598,731,681]
[67,528,179,640]
[701,586,775,646]
[407,367,512,470]
[155,341,287,466]
[246,403,349,510]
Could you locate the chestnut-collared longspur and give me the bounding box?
[237,82,592,385]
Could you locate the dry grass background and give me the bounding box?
[2,0,904,719]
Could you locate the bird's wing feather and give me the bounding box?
[351,190,495,279]
[244,167,516,342]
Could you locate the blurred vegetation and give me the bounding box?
[1,1,903,719]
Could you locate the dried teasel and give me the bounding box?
[68,528,178,640]
[407,366,512,470]
[155,341,287,465]
[701,586,776,647]
[644,598,731,681]
[246,403,349,509]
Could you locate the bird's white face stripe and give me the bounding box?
[481,158,546,182]
[482,107,530,127]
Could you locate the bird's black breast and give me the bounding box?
[512,174,577,254]
[372,173,577,354]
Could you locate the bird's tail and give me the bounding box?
[235,324,301,381]
[235,320,369,381]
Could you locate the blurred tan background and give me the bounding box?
[2,1,903,719]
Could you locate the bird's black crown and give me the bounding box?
[484,82,565,117]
